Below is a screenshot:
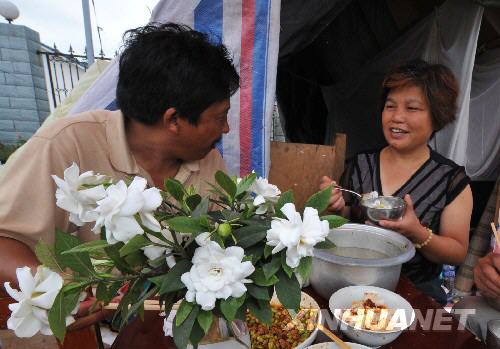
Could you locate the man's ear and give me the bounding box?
[162,107,179,132]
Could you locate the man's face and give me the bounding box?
[176,99,230,161]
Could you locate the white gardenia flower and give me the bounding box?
[250,177,281,214]
[142,229,177,268]
[52,162,108,226]
[93,176,162,244]
[181,242,255,311]
[266,203,329,268]
[3,266,76,337]
[194,232,211,247]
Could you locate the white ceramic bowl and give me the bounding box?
[328,285,415,347]
[267,292,323,349]
[306,342,370,349]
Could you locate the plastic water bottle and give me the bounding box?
[442,264,456,303]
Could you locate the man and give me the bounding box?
[453,177,500,341]
[0,22,238,298]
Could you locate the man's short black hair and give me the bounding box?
[116,23,239,125]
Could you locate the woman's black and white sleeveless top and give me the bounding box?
[340,147,470,283]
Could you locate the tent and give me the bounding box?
[70,0,499,181]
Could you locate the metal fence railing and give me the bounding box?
[37,47,112,110]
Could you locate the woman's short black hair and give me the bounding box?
[116,23,239,125]
[380,59,459,131]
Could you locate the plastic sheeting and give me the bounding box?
[467,48,500,179]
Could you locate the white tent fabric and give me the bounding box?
[424,0,484,174]
[467,48,500,179]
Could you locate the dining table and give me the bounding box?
[105,275,487,349]
[0,275,488,349]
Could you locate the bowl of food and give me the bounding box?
[329,285,415,347]
[310,223,415,299]
[306,342,370,349]
[246,292,323,349]
[361,196,406,223]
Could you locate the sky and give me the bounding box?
[5,0,160,57]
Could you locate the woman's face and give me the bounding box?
[382,84,434,153]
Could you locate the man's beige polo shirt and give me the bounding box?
[0,110,226,249]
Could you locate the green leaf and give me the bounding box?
[62,282,87,293]
[191,197,209,218]
[54,229,95,277]
[176,300,195,327]
[119,234,151,257]
[48,290,66,342]
[48,288,82,342]
[233,225,267,248]
[297,256,313,281]
[61,239,109,255]
[124,250,147,267]
[304,186,332,214]
[215,170,237,198]
[263,244,273,259]
[280,251,293,278]
[185,194,202,211]
[275,190,294,218]
[252,268,279,287]
[159,260,192,294]
[314,239,336,249]
[148,275,164,288]
[220,295,246,322]
[96,281,122,304]
[104,243,134,274]
[321,214,348,228]
[197,310,213,334]
[164,178,185,202]
[275,271,301,311]
[173,304,200,349]
[262,255,281,280]
[34,239,63,273]
[246,284,271,301]
[236,172,256,196]
[245,244,264,264]
[114,278,146,330]
[166,216,206,234]
[123,285,159,324]
[189,321,205,349]
[247,299,272,326]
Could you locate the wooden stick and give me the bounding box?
[317,323,351,349]
[103,300,180,311]
[491,222,500,247]
[103,303,162,311]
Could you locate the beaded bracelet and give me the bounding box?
[414,228,433,249]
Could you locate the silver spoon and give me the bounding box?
[331,184,363,198]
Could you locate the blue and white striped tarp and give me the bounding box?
[69,0,281,177]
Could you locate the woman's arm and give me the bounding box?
[379,184,472,265]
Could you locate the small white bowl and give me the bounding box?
[274,292,324,349]
[329,285,415,347]
[306,342,371,349]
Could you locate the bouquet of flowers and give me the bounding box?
[4,163,346,348]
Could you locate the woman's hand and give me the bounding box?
[473,252,500,299]
[319,176,345,213]
[378,194,428,243]
[67,295,121,332]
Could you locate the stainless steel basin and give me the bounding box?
[310,223,415,300]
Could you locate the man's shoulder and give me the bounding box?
[199,149,226,172]
[35,110,120,140]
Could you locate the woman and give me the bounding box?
[321,59,473,303]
